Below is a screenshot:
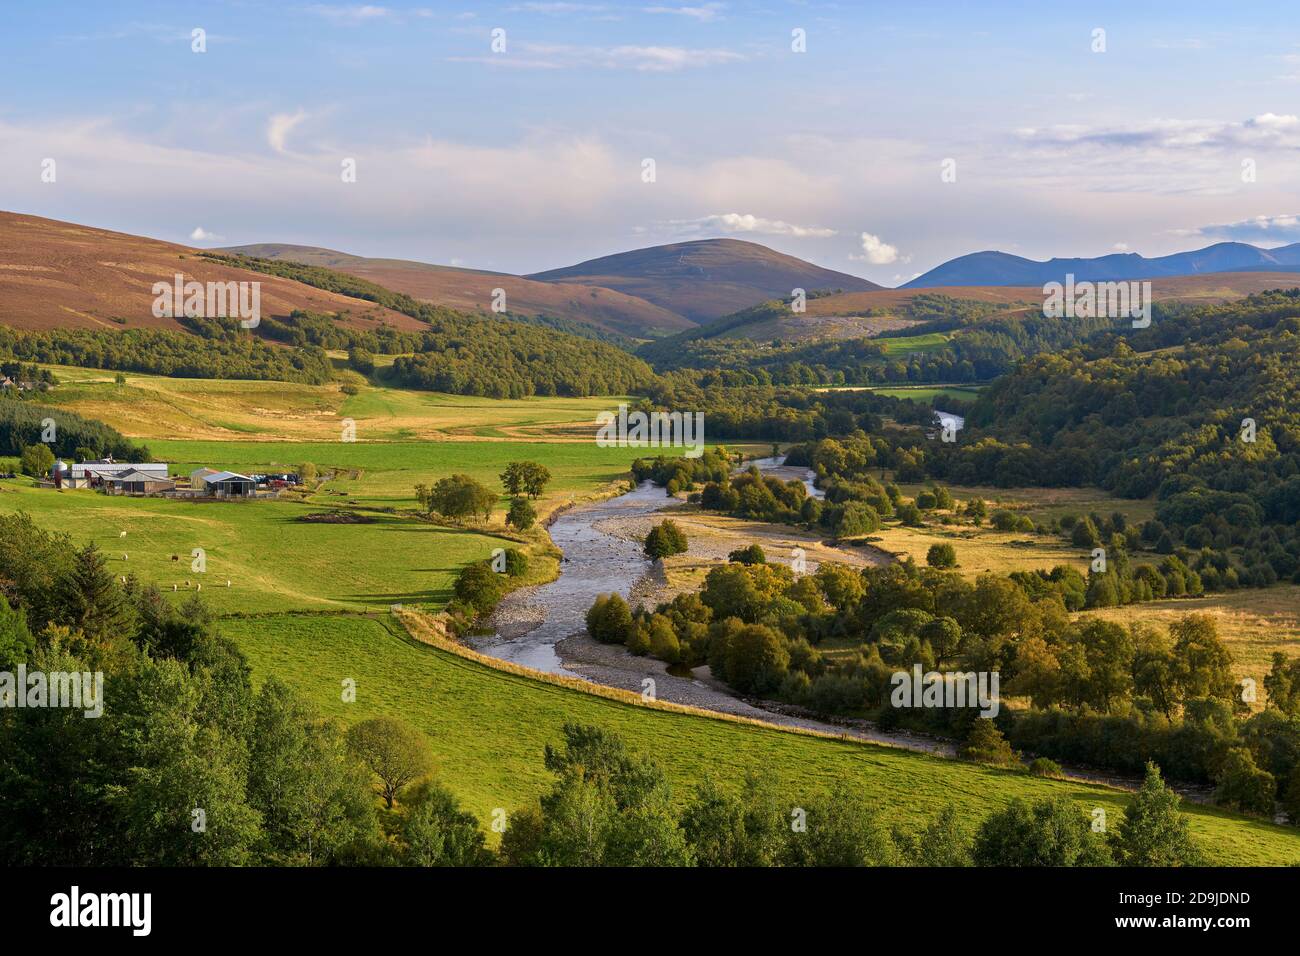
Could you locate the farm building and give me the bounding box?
[190,467,221,486]
[53,459,170,490]
[197,471,257,498]
[105,469,177,495]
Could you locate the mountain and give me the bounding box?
[0,212,422,333]
[905,241,1300,288]
[221,244,692,341]
[527,238,881,324]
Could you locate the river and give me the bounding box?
[469,453,1203,798]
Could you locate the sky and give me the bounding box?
[2,0,1300,286]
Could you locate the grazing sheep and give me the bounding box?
[119,531,127,538]
[122,553,128,561]
[226,580,231,588]
[171,554,179,562]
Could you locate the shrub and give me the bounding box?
[644,520,688,559]
[585,594,633,645]
[926,543,957,568]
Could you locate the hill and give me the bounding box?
[0,211,422,332]
[527,238,880,323]
[222,243,693,341]
[906,240,1300,288]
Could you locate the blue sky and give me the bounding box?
[2,0,1299,285]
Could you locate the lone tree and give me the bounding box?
[926,543,957,568]
[501,461,551,499]
[345,716,435,809]
[644,519,688,559]
[419,474,497,521]
[1110,762,1203,865]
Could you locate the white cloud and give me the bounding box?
[851,232,901,265]
[1016,114,1300,151]
[305,5,395,23]
[189,226,223,242]
[453,42,743,71]
[267,110,308,154]
[664,213,836,238]
[1189,213,1300,244]
[1112,242,1129,251]
[644,3,724,22]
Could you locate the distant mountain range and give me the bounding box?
[905,241,1300,288]
[527,238,880,323]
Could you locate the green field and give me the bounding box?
[143,438,658,510]
[0,477,510,614]
[218,612,1300,864]
[877,332,951,355]
[9,376,1300,864]
[870,385,984,403]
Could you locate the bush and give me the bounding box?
[926,543,957,568]
[958,719,1018,767]
[972,796,1112,866]
[453,562,504,615]
[644,520,688,559]
[727,544,766,565]
[1027,757,1063,778]
[585,594,633,645]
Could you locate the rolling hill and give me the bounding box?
[221,243,693,341]
[528,238,881,323]
[0,211,422,333]
[905,240,1300,288]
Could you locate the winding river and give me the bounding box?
[470,453,1207,798]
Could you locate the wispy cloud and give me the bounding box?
[664,213,836,238]
[267,110,308,154]
[644,3,725,22]
[1016,114,1300,151]
[453,42,744,71]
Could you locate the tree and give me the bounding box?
[246,678,379,865]
[585,593,633,644]
[644,519,688,559]
[55,543,137,654]
[958,719,1018,767]
[298,461,318,486]
[926,543,957,568]
[425,474,497,521]
[972,796,1113,866]
[402,781,491,866]
[501,461,551,499]
[19,443,54,478]
[0,597,34,670]
[893,804,973,866]
[1170,614,1236,704]
[719,623,790,695]
[783,783,899,867]
[506,497,536,531]
[1213,747,1276,816]
[346,717,435,810]
[728,544,767,565]
[1110,762,1203,865]
[454,562,504,614]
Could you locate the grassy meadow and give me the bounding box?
[217,611,1300,864]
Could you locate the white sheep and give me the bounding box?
[119,530,127,538]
